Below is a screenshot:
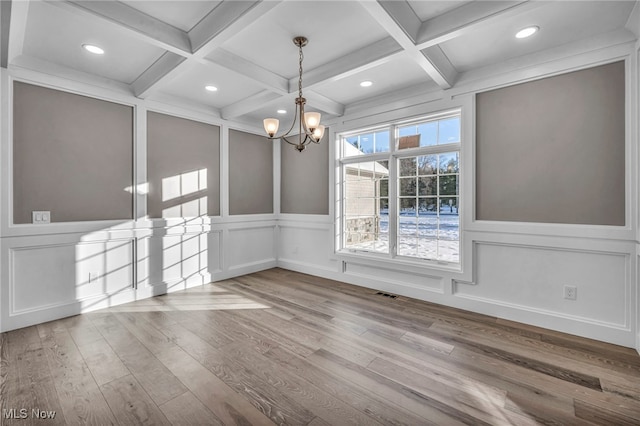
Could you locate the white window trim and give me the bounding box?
[336,108,463,271]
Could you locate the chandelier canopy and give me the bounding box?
[263,36,325,152]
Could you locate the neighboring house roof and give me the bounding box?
[344,143,389,176]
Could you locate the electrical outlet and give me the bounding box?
[564,285,577,300]
[32,211,51,224]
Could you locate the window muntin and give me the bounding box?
[339,111,461,264]
[397,115,460,150]
[344,130,390,157]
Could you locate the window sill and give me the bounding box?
[335,249,463,275]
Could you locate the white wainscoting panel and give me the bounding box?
[227,225,276,273]
[11,244,77,314]
[11,239,134,315]
[456,242,629,328]
[277,223,337,274]
[2,236,136,331]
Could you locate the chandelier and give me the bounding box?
[263,36,325,152]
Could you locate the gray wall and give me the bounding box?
[147,111,220,218]
[13,82,133,223]
[281,132,329,215]
[228,129,273,215]
[476,61,625,225]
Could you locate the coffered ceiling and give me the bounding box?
[1,0,637,129]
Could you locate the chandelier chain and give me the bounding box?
[298,44,304,99]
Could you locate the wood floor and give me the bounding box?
[2,268,640,425]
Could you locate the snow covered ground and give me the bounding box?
[346,213,460,263]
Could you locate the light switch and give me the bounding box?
[32,211,51,224]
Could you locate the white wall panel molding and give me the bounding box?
[450,289,633,347]
[277,224,334,272]
[1,236,136,331]
[451,240,634,346]
[226,225,276,273]
[279,214,330,229]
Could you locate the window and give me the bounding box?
[338,110,461,264]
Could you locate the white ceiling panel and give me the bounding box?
[311,54,434,105]
[23,1,165,84]
[216,1,390,79]
[408,0,472,21]
[157,61,265,109]
[440,1,636,72]
[120,1,221,32]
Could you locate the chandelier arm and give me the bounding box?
[276,102,300,140]
[281,135,298,146]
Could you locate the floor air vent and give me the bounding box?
[375,291,398,299]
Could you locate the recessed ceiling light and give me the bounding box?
[515,26,539,39]
[82,44,104,55]
[360,81,373,87]
[205,85,218,92]
[277,109,287,114]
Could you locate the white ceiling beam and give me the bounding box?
[132,52,187,98]
[304,91,345,117]
[189,1,271,54]
[415,1,542,49]
[137,1,281,99]
[625,0,640,37]
[4,0,30,67]
[377,0,422,43]
[359,0,457,89]
[221,90,285,120]
[420,45,458,90]
[53,0,191,55]
[210,49,288,95]
[289,36,403,90]
[0,0,12,67]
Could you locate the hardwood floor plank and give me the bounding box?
[427,325,603,391]
[155,345,273,426]
[228,308,325,353]
[59,315,103,347]
[159,392,224,426]
[448,346,640,421]
[75,336,129,387]
[156,326,310,425]
[263,345,440,426]
[100,374,172,425]
[367,357,538,426]
[308,348,473,425]
[89,313,188,406]
[37,322,116,425]
[225,280,333,322]
[433,318,640,381]
[574,398,640,426]
[3,327,67,426]
[224,341,384,426]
